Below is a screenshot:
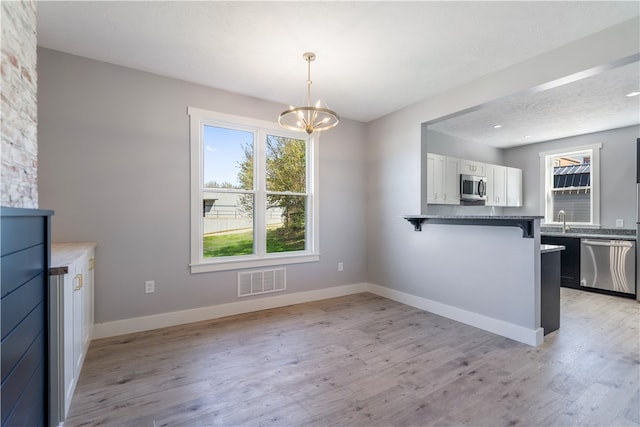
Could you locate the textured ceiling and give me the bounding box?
[37,1,640,145]
[429,60,640,148]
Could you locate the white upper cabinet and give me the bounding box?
[506,167,523,207]
[486,164,507,206]
[460,159,486,176]
[426,153,460,205]
[425,153,439,204]
[444,156,461,204]
[427,153,522,207]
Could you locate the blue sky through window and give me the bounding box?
[203,125,253,188]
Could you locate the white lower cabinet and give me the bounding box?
[51,243,95,423]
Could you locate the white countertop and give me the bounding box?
[50,242,96,275]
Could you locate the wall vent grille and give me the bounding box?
[237,268,286,297]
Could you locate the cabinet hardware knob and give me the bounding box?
[74,273,83,291]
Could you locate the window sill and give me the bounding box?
[190,253,320,273]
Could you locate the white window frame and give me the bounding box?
[188,107,320,273]
[539,143,601,227]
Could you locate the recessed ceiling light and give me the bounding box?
[493,124,502,129]
[626,91,640,97]
[524,135,532,139]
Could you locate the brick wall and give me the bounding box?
[1,0,38,208]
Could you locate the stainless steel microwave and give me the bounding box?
[460,174,487,201]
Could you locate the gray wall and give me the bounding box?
[424,128,504,163]
[366,18,638,327]
[504,125,639,228]
[38,48,367,324]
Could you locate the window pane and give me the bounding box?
[203,125,253,190]
[549,151,592,224]
[265,134,306,193]
[553,193,591,222]
[202,193,254,258]
[266,195,306,253]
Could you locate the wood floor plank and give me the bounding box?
[65,289,640,426]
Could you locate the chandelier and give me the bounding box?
[278,52,339,135]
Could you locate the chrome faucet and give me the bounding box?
[558,210,570,233]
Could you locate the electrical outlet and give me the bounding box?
[145,280,155,293]
[616,219,624,228]
[338,262,344,272]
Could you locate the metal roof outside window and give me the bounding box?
[553,164,591,189]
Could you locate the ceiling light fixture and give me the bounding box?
[278,52,339,135]
[493,124,502,129]
[626,91,640,97]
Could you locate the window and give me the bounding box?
[540,144,601,226]
[189,108,319,273]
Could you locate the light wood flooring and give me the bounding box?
[66,288,640,426]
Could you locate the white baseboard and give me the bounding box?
[93,281,543,346]
[92,282,369,339]
[366,283,543,346]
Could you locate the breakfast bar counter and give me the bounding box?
[400,214,554,345]
[403,214,543,237]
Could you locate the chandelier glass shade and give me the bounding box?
[278,52,339,135]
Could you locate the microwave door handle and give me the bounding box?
[478,180,486,197]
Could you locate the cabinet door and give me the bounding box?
[60,248,95,420]
[541,236,581,288]
[486,164,506,206]
[62,262,77,415]
[460,159,486,176]
[426,154,437,204]
[427,154,460,205]
[442,156,460,205]
[426,153,444,204]
[506,167,523,207]
[72,253,86,381]
[84,250,95,348]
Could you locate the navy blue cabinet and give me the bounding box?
[1,207,53,427]
[541,235,581,289]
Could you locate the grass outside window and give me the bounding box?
[203,226,305,258]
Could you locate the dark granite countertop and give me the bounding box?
[406,215,544,220]
[403,215,543,237]
[541,227,636,241]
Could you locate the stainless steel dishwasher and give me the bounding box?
[580,239,636,296]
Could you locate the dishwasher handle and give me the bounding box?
[581,239,634,248]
